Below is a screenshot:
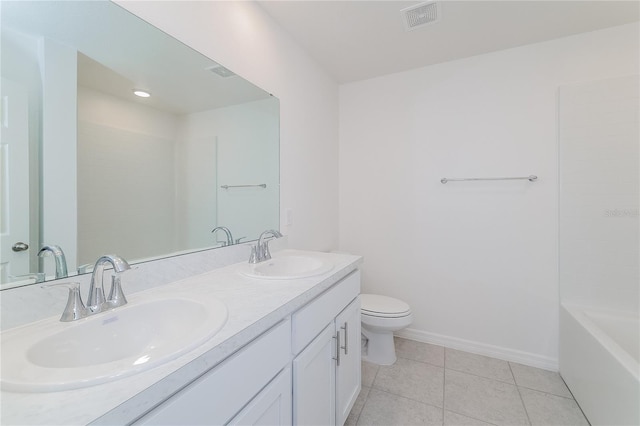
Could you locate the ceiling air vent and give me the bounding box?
[401,2,441,31]
[207,64,235,78]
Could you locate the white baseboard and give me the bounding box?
[395,328,558,371]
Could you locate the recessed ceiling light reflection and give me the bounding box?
[133,89,151,98]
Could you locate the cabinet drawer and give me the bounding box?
[136,319,291,425]
[292,270,360,354]
[229,367,292,426]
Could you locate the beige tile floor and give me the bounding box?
[346,337,590,426]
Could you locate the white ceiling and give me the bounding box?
[258,1,640,83]
[3,1,271,115]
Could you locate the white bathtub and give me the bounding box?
[560,303,639,426]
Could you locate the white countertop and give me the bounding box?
[0,249,362,425]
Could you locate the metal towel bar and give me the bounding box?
[220,184,267,189]
[441,175,537,184]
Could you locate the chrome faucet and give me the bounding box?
[44,254,131,322]
[87,254,131,314]
[211,226,234,246]
[249,229,283,264]
[38,245,68,279]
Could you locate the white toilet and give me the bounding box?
[361,293,413,365]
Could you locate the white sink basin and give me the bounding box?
[1,292,227,392]
[240,255,333,280]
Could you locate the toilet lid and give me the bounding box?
[361,294,411,317]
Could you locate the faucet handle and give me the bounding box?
[87,282,106,313]
[249,245,259,264]
[41,282,87,322]
[262,241,273,261]
[107,273,127,309]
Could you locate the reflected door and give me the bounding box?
[0,78,30,281]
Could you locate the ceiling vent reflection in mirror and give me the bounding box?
[401,1,441,31]
[207,64,236,78]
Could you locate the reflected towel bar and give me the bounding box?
[440,175,537,184]
[220,184,267,189]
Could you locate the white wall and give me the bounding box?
[77,86,179,265]
[339,23,639,369]
[40,38,78,273]
[212,99,279,245]
[174,116,218,251]
[116,0,340,251]
[0,28,42,273]
[559,75,639,313]
[176,98,279,249]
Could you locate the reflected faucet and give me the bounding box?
[38,245,68,279]
[87,254,131,314]
[249,229,283,264]
[211,226,234,246]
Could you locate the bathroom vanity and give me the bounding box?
[0,250,362,425]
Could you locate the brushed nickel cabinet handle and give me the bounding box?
[341,322,348,355]
[333,331,341,366]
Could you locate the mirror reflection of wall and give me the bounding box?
[76,57,180,266]
[1,26,44,283]
[76,55,279,265]
[0,1,279,289]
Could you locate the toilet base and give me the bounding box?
[361,328,397,365]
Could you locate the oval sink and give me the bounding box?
[1,292,227,392]
[240,255,333,280]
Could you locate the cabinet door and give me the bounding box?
[229,367,292,426]
[335,297,361,426]
[136,320,291,425]
[293,324,336,426]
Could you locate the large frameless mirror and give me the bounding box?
[1,1,280,289]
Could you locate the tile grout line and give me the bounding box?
[354,363,379,425]
[442,349,447,425]
[509,362,533,426]
[443,347,505,426]
[372,356,446,409]
[512,385,591,426]
[383,340,590,426]
[517,384,578,400]
[370,384,445,411]
[396,354,444,370]
[398,341,578,399]
[354,361,378,426]
[506,360,517,385]
[508,361,581,401]
[557,373,592,425]
[353,386,369,426]
[445,408,502,426]
[371,364,380,384]
[439,361,517,386]
[371,363,526,426]
[397,345,518,387]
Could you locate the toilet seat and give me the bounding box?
[361,294,411,318]
[360,293,413,365]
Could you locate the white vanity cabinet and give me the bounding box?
[136,319,292,426]
[292,324,337,425]
[292,271,361,426]
[135,269,361,426]
[0,251,364,426]
[334,297,362,425]
[228,367,293,426]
